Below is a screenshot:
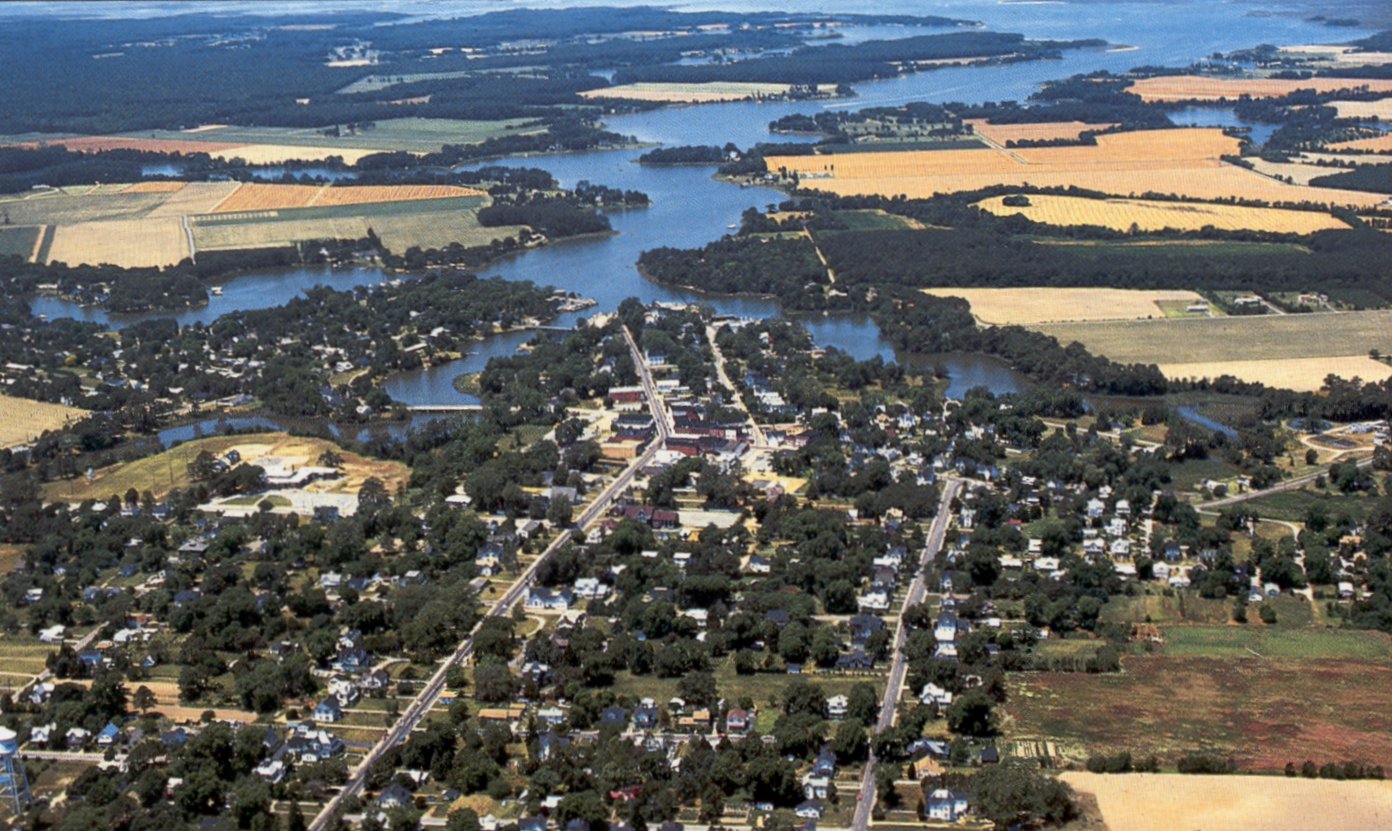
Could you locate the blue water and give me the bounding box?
[157,412,454,447]
[1168,106,1279,146]
[1175,405,1239,438]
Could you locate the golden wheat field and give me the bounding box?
[1159,356,1392,391]
[211,183,324,213]
[965,119,1115,145]
[310,184,484,207]
[977,193,1348,233]
[1127,74,1392,102]
[0,395,86,449]
[204,144,381,165]
[45,218,190,268]
[1063,773,1392,831]
[1329,98,1392,121]
[1331,134,1392,154]
[579,82,792,103]
[120,181,188,194]
[923,287,1205,325]
[767,128,1390,206]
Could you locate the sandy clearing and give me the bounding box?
[45,217,189,268]
[977,193,1347,233]
[1159,356,1392,392]
[1063,772,1392,831]
[1127,74,1392,102]
[579,81,792,103]
[0,395,86,448]
[924,287,1204,325]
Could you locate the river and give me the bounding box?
[32,1,1359,414]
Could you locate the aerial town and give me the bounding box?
[3,3,1392,831]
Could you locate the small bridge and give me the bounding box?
[406,405,482,413]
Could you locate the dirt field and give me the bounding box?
[1160,356,1392,391]
[0,395,85,448]
[1007,654,1392,770]
[579,81,792,103]
[1329,98,1392,121]
[923,287,1204,325]
[1065,772,1392,831]
[966,119,1115,145]
[1127,74,1392,102]
[977,193,1347,234]
[45,217,190,267]
[46,432,408,502]
[767,128,1389,207]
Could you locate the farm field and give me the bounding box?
[46,216,190,267]
[1331,133,1392,154]
[209,182,484,213]
[1033,311,1392,390]
[1063,772,1392,831]
[191,214,372,251]
[1126,74,1392,102]
[144,117,545,153]
[965,119,1115,145]
[921,287,1204,325]
[977,193,1348,233]
[45,432,409,502]
[0,225,41,260]
[1159,356,1392,392]
[767,128,1389,206]
[1005,654,1392,770]
[1160,626,1392,661]
[0,394,86,449]
[579,81,793,103]
[1328,98,1392,121]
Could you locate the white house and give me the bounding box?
[927,789,970,821]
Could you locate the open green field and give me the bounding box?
[831,209,917,231]
[0,188,172,226]
[127,118,546,154]
[1034,310,1392,365]
[1245,487,1377,523]
[1100,591,1233,626]
[1161,625,1388,660]
[1006,652,1392,770]
[0,225,40,260]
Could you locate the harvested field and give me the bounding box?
[0,189,172,225]
[370,213,525,253]
[143,181,242,217]
[1035,310,1392,364]
[1159,356,1392,392]
[1329,97,1392,121]
[211,183,323,213]
[923,287,1203,325]
[17,135,242,155]
[768,128,1388,207]
[1245,156,1357,186]
[0,395,85,448]
[192,214,371,251]
[1064,772,1392,831]
[1331,133,1392,154]
[205,144,379,165]
[977,193,1347,233]
[0,226,41,261]
[580,81,792,103]
[45,217,189,268]
[1007,654,1392,770]
[965,119,1115,145]
[121,181,187,194]
[309,184,483,207]
[1127,74,1392,102]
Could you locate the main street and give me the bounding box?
[850,479,962,831]
[310,326,671,830]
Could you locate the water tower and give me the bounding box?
[0,727,30,814]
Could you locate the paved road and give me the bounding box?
[1196,455,1374,511]
[705,323,767,448]
[309,326,669,831]
[850,480,962,831]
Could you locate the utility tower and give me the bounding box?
[0,727,31,815]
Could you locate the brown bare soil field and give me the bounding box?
[924,287,1203,325]
[966,119,1115,145]
[120,181,187,194]
[1331,134,1392,154]
[579,81,791,103]
[1329,98,1392,120]
[1008,655,1392,771]
[977,193,1348,233]
[1159,356,1392,391]
[210,183,324,213]
[45,218,189,268]
[309,184,484,206]
[0,395,85,448]
[768,128,1389,207]
[1127,74,1392,102]
[1064,773,1392,831]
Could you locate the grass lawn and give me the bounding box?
[831,209,916,231]
[610,658,883,710]
[1167,457,1241,491]
[1245,487,1376,523]
[1161,625,1392,660]
[1100,590,1232,626]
